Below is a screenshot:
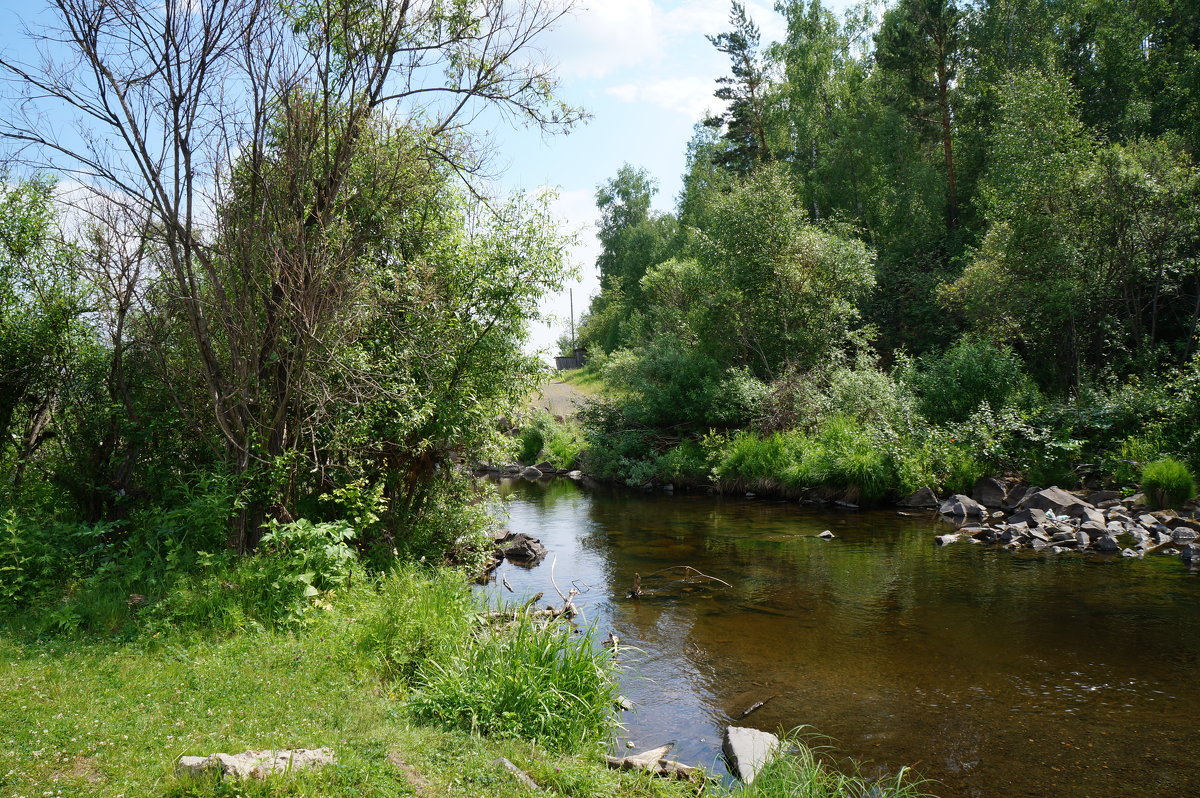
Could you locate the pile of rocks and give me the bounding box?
[477,462,583,479]
[903,478,1200,564]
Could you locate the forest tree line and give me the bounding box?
[566,0,1200,503]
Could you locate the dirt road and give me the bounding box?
[530,378,589,417]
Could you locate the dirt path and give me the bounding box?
[531,378,589,417]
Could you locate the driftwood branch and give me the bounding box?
[641,566,733,589]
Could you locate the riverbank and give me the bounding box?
[0,567,700,798]
[0,561,930,798]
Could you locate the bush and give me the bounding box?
[1141,458,1196,509]
[905,336,1040,423]
[409,613,617,753]
[795,416,893,503]
[653,441,710,485]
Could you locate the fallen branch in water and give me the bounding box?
[738,695,776,719]
[549,556,579,618]
[642,566,733,589]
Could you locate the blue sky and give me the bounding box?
[488,0,855,359]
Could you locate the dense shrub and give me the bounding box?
[905,336,1040,423]
[1141,458,1196,508]
[517,411,587,469]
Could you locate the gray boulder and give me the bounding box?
[1167,517,1200,533]
[1008,508,1048,528]
[1086,490,1122,505]
[1172,527,1199,544]
[898,487,939,508]
[972,477,1009,508]
[1066,505,1106,526]
[1095,536,1120,553]
[1018,486,1091,514]
[177,749,335,781]
[521,466,543,478]
[502,533,548,563]
[1180,543,1200,562]
[939,494,985,518]
[1122,493,1150,510]
[723,727,781,784]
[935,533,964,546]
[1004,485,1040,510]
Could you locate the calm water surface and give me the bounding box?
[480,477,1200,798]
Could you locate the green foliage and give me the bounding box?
[1141,458,1196,509]
[653,441,711,485]
[352,566,475,685]
[698,165,876,375]
[905,336,1040,423]
[515,411,587,469]
[409,614,618,754]
[793,416,894,503]
[518,425,545,465]
[601,338,763,430]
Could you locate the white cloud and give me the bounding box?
[549,0,661,80]
[605,76,725,120]
[547,0,785,81]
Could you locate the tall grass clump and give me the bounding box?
[713,431,804,485]
[1141,457,1196,508]
[792,416,893,503]
[743,730,932,798]
[409,613,618,753]
[352,566,476,684]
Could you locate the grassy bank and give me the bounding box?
[0,568,680,798]
[0,563,932,798]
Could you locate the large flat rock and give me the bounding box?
[723,726,780,784]
[177,748,335,780]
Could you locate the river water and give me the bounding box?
[480,477,1199,797]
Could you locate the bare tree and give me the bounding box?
[0,0,581,548]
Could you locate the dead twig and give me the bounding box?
[738,695,776,719]
[642,566,732,589]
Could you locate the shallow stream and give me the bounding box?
[480,477,1199,797]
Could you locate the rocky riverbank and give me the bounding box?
[904,478,1200,565]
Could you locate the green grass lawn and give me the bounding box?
[0,617,697,798]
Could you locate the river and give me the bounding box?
[480,476,1199,797]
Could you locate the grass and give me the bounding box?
[0,571,697,798]
[1141,457,1197,509]
[744,731,932,798]
[559,363,606,395]
[0,563,934,798]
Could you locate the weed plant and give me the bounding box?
[1141,457,1197,508]
[409,612,618,753]
[743,730,933,798]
